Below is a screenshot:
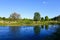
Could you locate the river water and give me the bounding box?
[0,24,60,40]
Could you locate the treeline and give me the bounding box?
[51,15,60,21]
[0,12,60,22]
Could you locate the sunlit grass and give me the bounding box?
[0,21,60,26]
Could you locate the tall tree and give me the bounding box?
[34,12,40,21]
[45,16,49,21]
[33,12,41,23]
[9,12,20,21]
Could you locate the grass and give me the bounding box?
[0,21,60,26]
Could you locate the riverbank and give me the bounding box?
[0,21,60,26]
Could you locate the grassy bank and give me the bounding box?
[0,21,60,26]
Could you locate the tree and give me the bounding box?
[2,17,5,21]
[41,17,44,21]
[9,12,20,21]
[51,15,60,21]
[0,17,2,20]
[34,12,41,21]
[57,15,60,21]
[45,16,49,21]
[55,15,60,21]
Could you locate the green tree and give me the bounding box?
[9,12,20,21]
[41,17,44,21]
[33,12,41,23]
[45,16,49,21]
[56,15,60,21]
[0,17,2,20]
[2,17,5,21]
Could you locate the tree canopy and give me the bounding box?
[33,12,41,21]
[41,17,44,21]
[45,16,49,21]
[52,15,60,21]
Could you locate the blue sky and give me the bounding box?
[0,0,60,19]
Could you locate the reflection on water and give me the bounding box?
[9,26,20,38]
[34,25,40,35]
[45,25,49,30]
[0,25,60,40]
[41,25,44,29]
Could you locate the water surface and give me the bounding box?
[0,25,60,40]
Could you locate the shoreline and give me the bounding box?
[0,21,60,26]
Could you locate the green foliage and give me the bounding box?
[23,18,33,24]
[41,17,44,21]
[51,15,60,21]
[0,12,60,26]
[0,17,2,20]
[34,12,41,21]
[45,16,49,21]
[2,17,5,20]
